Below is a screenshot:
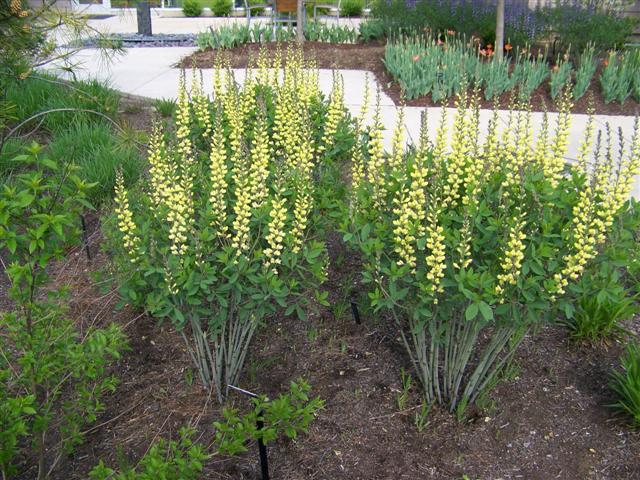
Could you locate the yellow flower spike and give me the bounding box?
[359,72,371,126]
[534,109,550,171]
[248,116,272,210]
[389,105,405,173]
[367,88,387,208]
[547,87,573,186]
[114,170,141,263]
[483,105,500,173]
[576,107,595,174]
[264,188,289,275]
[433,106,448,164]
[495,210,527,300]
[147,124,173,210]
[192,69,212,140]
[319,71,345,155]
[424,209,446,297]
[291,185,312,255]
[208,119,229,238]
[392,185,417,270]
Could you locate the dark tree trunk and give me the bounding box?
[137,1,153,36]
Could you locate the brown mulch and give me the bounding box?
[179,41,640,116]
[6,218,637,480]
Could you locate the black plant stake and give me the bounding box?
[227,384,270,480]
[350,300,361,325]
[80,214,91,260]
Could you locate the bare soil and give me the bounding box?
[180,41,640,117]
[6,218,638,480]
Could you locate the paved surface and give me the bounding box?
[46,46,640,197]
[85,10,361,35]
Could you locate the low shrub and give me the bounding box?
[359,18,385,40]
[345,91,640,413]
[0,145,127,479]
[90,428,207,480]
[573,44,597,101]
[153,97,177,118]
[610,343,640,428]
[341,0,364,17]
[107,51,352,402]
[213,379,324,455]
[600,51,637,105]
[211,0,232,16]
[183,0,203,17]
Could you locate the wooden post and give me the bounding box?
[296,0,304,43]
[495,0,505,59]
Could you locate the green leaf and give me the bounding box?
[478,301,493,321]
[465,303,479,321]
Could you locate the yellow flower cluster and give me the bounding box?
[147,125,172,209]
[114,170,140,263]
[388,106,405,172]
[248,118,272,210]
[191,69,212,139]
[442,91,471,208]
[424,210,446,301]
[208,120,229,238]
[367,93,387,208]
[551,118,640,299]
[291,186,311,255]
[546,89,573,186]
[495,211,527,300]
[176,72,195,178]
[166,177,194,258]
[318,74,344,154]
[264,191,288,274]
[392,186,416,269]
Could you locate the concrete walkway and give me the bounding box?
[46,47,640,197]
[86,10,361,35]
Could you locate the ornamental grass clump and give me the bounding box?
[346,89,640,413]
[109,49,348,402]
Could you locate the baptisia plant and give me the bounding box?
[110,49,347,401]
[346,87,640,414]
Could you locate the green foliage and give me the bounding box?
[359,19,385,41]
[213,379,324,455]
[183,0,203,17]
[153,97,177,118]
[540,5,637,54]
[0,145,126,479]
[610,343,640,428]
[562,270,638,345]
[549,54,572,100]
[573,44,597,101]
[414,401,431,432]
[599,51,638,105]
[512,49,549,100]
[89,428,207,480]
[47,122,142,205]
[196,22,357,50]
[340,0,363,17]
[304,22,358,43]
[211,0,233,16]
[396,368,412,410]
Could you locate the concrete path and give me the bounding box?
[46,47,640,197]
[86,10,361,35]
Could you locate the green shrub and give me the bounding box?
[359,19,385,40]
[562,270,638,345]
[47,122,142,205]
[610,343,640,428]
[345,93,640,413]
[600,51,637,105]
[183,0,203,17]
[89,428,207,480]
[211,0,232,16]
[213,379,323,455]
[340,0,363,17]
[549,54,573,100]
[0,145,127,479]
[106,58,349,402]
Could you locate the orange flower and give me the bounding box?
[504,43,512,51]
[603,59,609,67]
[412,54,420,62]
[552,65,559,72]
[447,29,456,36]
[487,49,494,57]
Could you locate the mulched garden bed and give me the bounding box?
[9,217,639,480]
[180,41,640,116]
